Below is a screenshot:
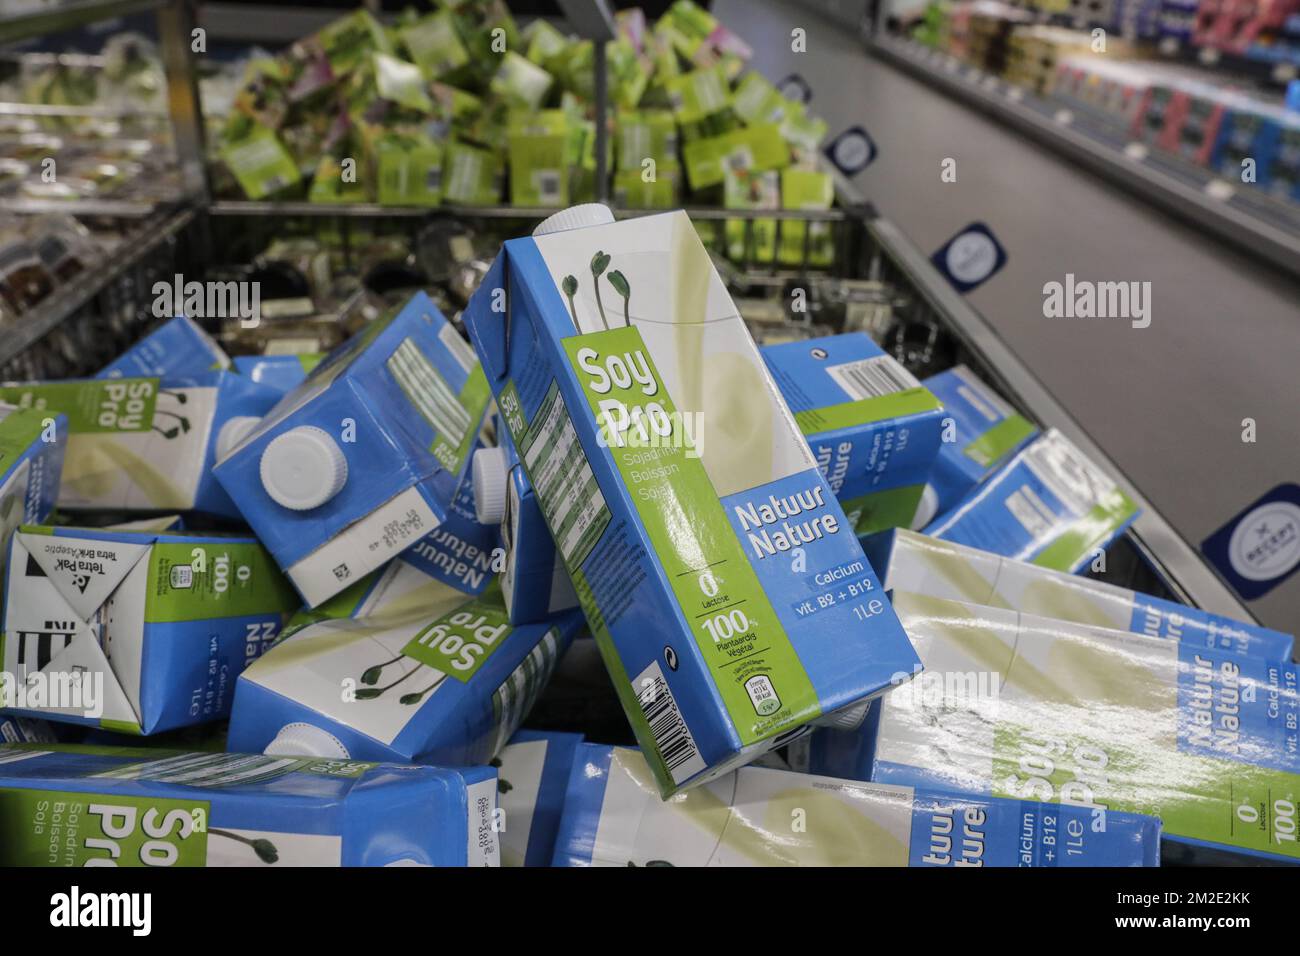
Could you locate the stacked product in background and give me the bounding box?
[208,0,837,257]
[912,0,1300,205]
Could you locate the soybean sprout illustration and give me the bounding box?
[398,674,446,706]
[210,828,279,864]
[562,274,579,326]
[153,409,190,433]
[606,270,631,328]
[361,654,405,686]
[354,663,420,700]
[590,251,611,330]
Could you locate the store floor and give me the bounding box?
[720,0,1300,627]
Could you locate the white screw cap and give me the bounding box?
[260,426,348,510]
[533,203,615,236]
[264,722,350,759]
[214,415,261,463]
[472,446,509,524]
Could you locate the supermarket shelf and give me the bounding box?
[208,200,849,223]
[832,174,1256,621]
[869,34,1300,281]
[0,0,166,44]
[0,196,175,217]
[0,204,196,368]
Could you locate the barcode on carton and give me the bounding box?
[534,170,562,202]
[1022,432,1116,518]
[634,661,706,785]
[387,337,471,445]
[826,355,920,401]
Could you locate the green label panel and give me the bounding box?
[146,541,298,624]
[992,723,1300,860]
[962,414,1037,468]
[0,787,208,866]
[562,326,819,747]
[402,588,513,683]
[0,380,159,433]
[794,388,941,437]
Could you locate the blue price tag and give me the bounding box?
[823,126,877,176]
[776,73,813,105]
[930,222,1007,293]
[1201,483,1300,600]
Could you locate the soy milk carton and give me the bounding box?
[462,203,920,796]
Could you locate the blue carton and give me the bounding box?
[0,745,499,866]
[2,524,299,735]
[918,365,1039,524]
[925,428,1139,573]
[213,292,491,606]
[97,316,230,379]
[462,204,920,796]
[761,332,945,535]
[553,743,1160,866]
[496,728,583,867]
[226,579,585,767]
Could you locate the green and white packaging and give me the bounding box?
[373,52,434,114]
[442,140,502,205]
[723,168,779,262]
[862,591,1300,864]
[731,71,788,125]
[778,168,834,267]
[864,528,1294,660]
[664,65,731,124]
[377,132,443,206]
[507,111,569,207]
[523,19,570,65]
[220,128,300,200]
[616,109,679,172]
[612,166,680,208]
[490,51,553,111]
[400,9,469,79]
[316,9,391,75]
[683,123,789,190]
